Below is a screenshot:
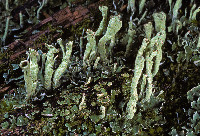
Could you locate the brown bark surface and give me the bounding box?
[0,0,105,93]
[0,0,104,69]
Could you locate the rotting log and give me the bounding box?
[0,0,104,70]
[0,0,105,92]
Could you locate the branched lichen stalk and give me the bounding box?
[37,0,47,19]
[53,39,73,89]
[172,0,182,24]
[98,15,122,63]
[153,11,166,32]
[189,4,197,20]
[191,6,200,21]
[83,29,96,67]
[95,6,108,36]
[44,43,59,90]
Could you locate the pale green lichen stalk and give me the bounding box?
[172,0,182,23]
[2,17,10,45]
[191,6,200,21]
[82,6,122,66]
[152,31,166,77]
[197,34,200,48]
[139,0,146,14]
[168,0,172,14]
[98,15,122,63]
[153,11,166,32]
[44,43,59,90]
[20,38,73,98]
[20,60,32,99]
[95,6,108,36]
[79,93,86,110]
[28,48,39,93]
[145,51,157,101]
[126,12,166,119]
[19,48,40,99]
[125,20,136,57]
[127,0,135,13]
[83,29,96,67]
[189,4,197,20]
[53,39,73,89]
[144,22,153,40]
[126,38,147,119]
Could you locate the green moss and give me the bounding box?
[70,18,93,38]
[0,100,13,115]
[149,126,164,135]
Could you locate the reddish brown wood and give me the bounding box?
[0,0,105,70]
[0,86,10,93]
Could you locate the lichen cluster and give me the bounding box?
[19,39,72,99]
[1,0,200,135]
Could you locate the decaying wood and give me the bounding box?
[0,0,104,69]
[0,0,105,92]
[0,86,10,94]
